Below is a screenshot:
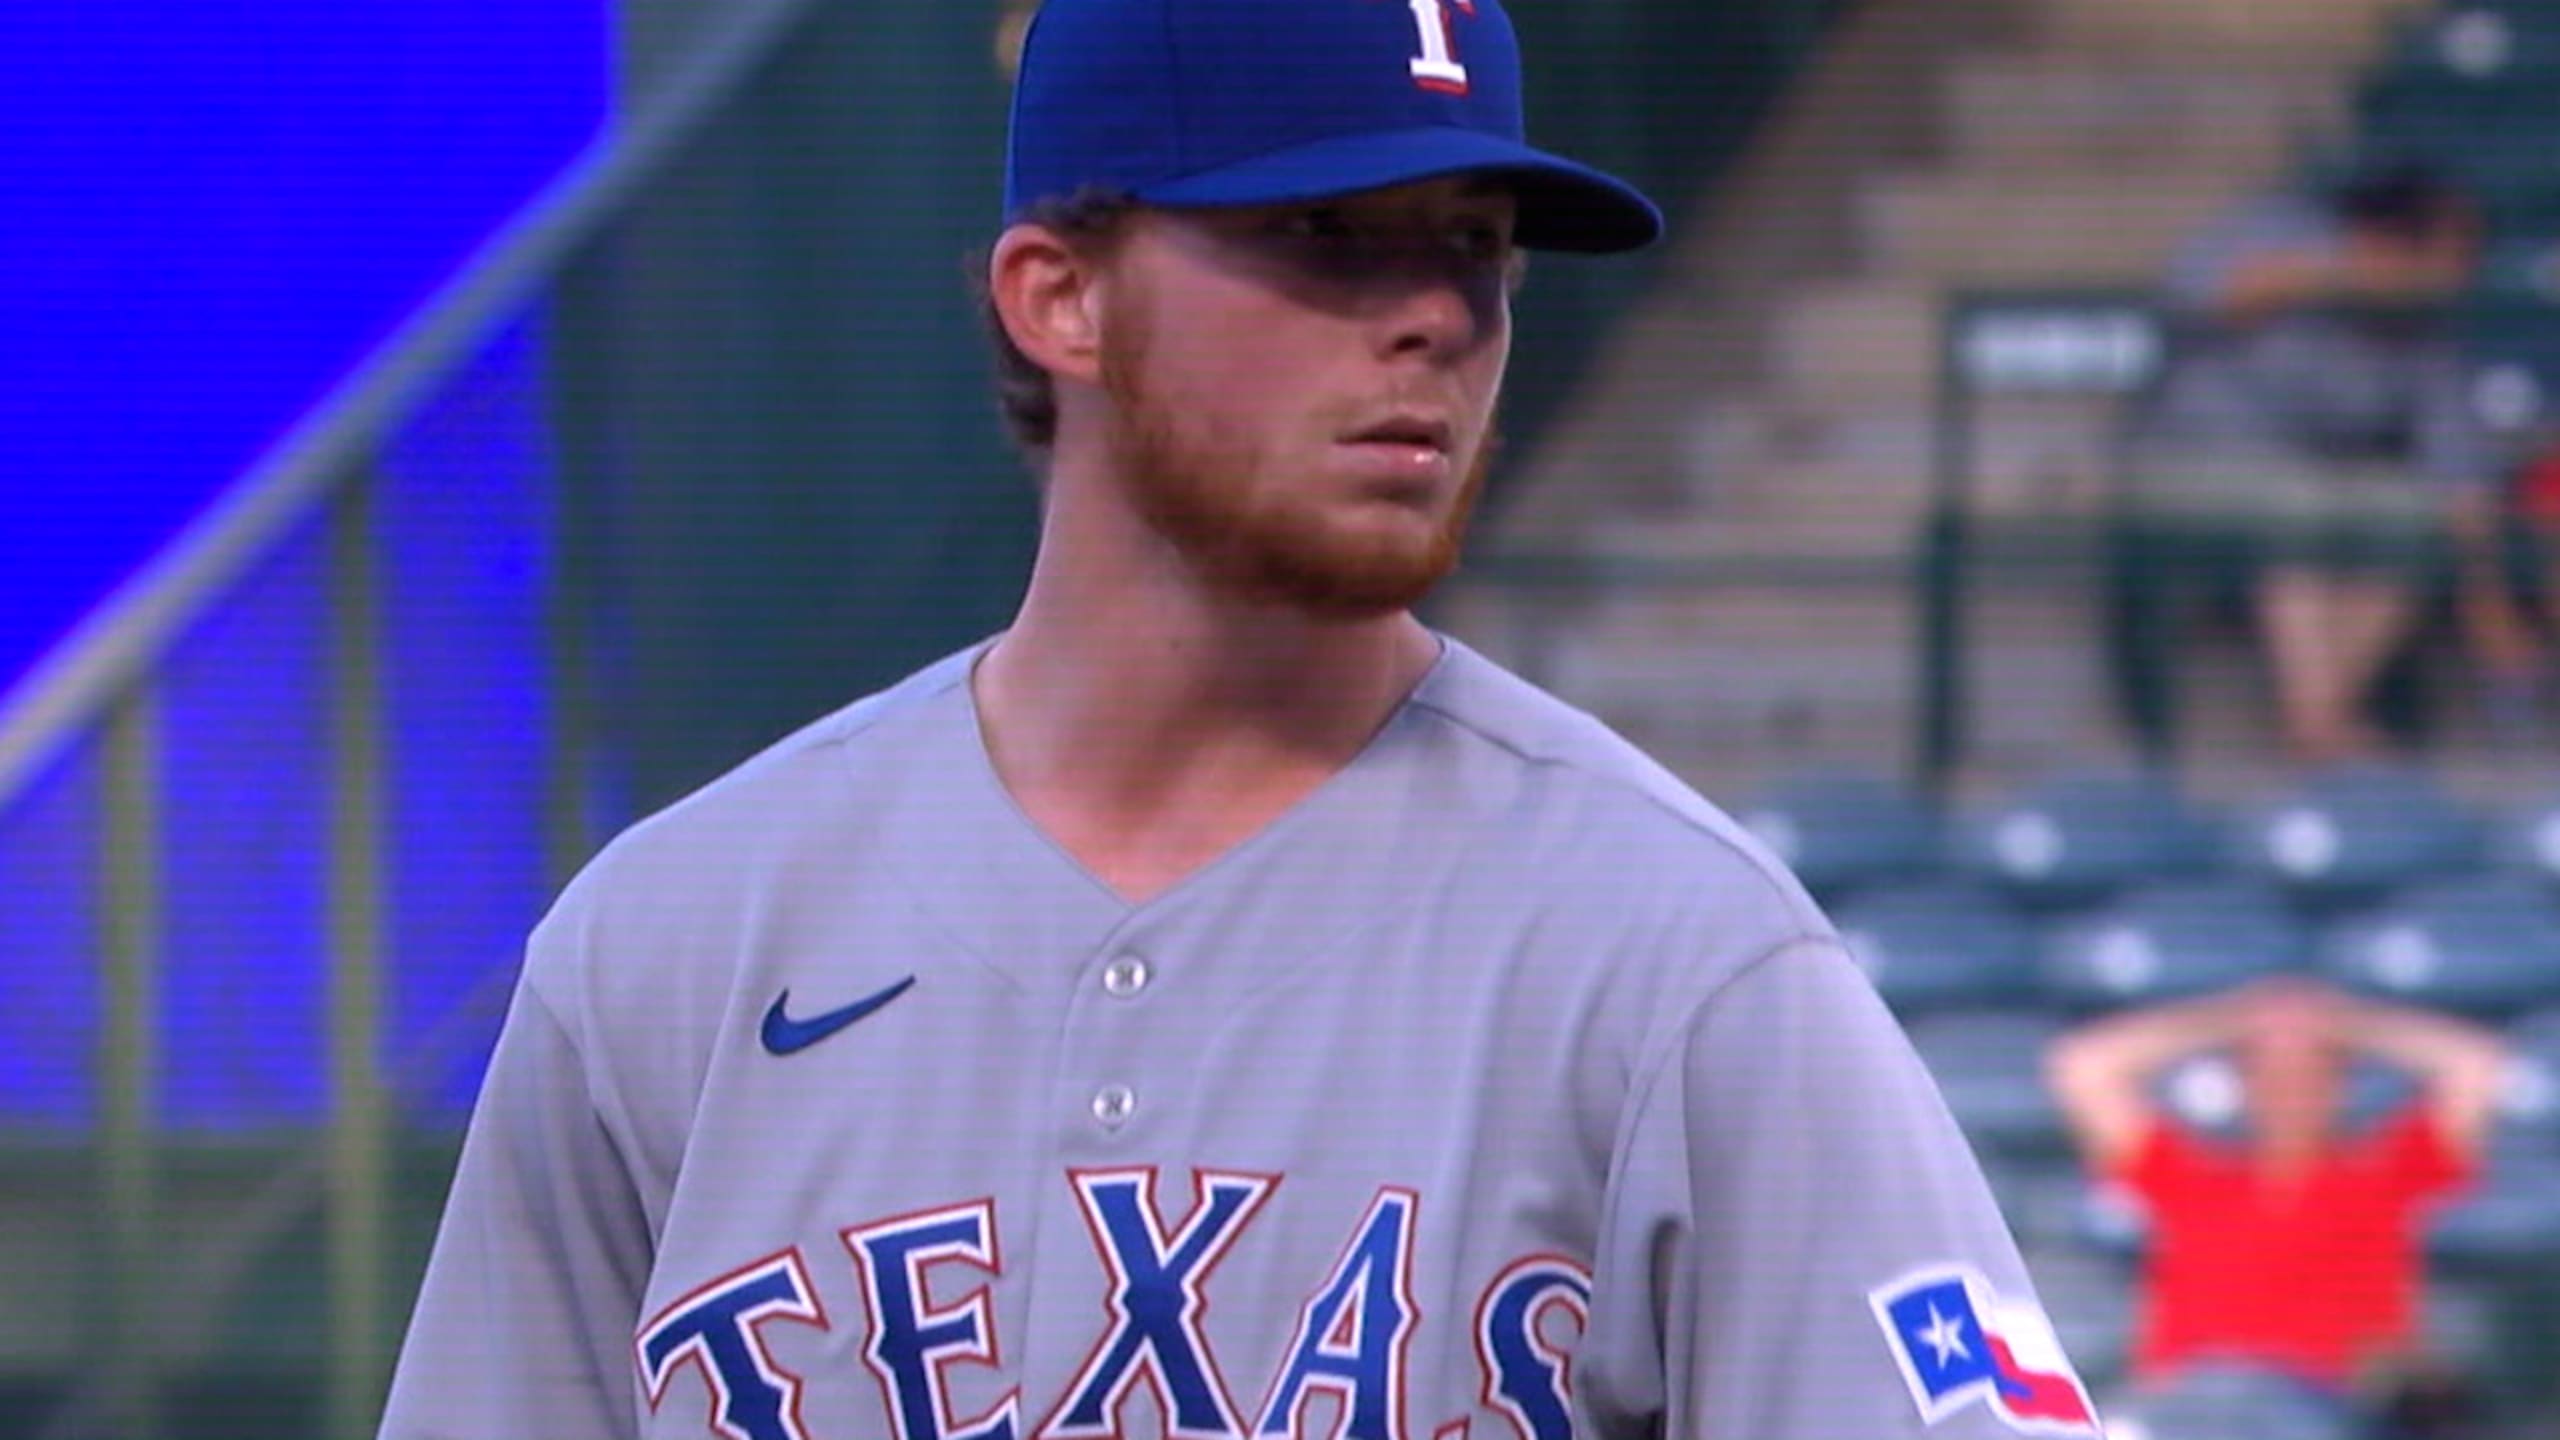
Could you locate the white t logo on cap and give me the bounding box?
[1406,0,1473,95]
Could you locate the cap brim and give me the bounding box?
[1131,126,1663,254]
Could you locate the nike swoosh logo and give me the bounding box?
[760,976,916,1056]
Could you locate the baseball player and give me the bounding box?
[380,1,2096,1437]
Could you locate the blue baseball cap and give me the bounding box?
[1004,0,1664,254]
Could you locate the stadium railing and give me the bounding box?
[0,2,828,1434]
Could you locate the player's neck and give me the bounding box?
[990,466,1442,749]
[987,598,1434,750]
[974,506,1441,902]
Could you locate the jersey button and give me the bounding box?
[1101,955,1151,998]
[1090,1084,1137,1130]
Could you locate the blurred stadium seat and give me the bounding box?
[2319,875,2560,1017]
[1903,1009,2068,1153]
[2040,880,2309,1011]
[2495,1006,2560,1151]
[1834,879,2037,1012]
[2098,1364,2357,1440]
[2457,297,2560,453]
[2228,764,2484,905]
[1736,767,1939,899]
[1950,769,2218,911]
[2007,1156,2150,1261]
[2428,1146,2560,1265]
[2383,3,2560,79]
[2420,1274,2509,1396]
[2020,1243,2137,1387]
[2487,790,2560,887]
[2469,244,2560,305]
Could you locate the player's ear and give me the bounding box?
[990,223,1108,387]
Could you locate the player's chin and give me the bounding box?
[1305,494,1463,562]
[1253,529,1462,619]
[1322,475,1470,536]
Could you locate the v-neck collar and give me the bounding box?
[868,635,1462,992]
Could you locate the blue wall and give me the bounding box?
[0,1,611,1130]
[0,0,611,697]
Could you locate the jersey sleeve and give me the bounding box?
[378,964,654,1440]
[1575,938,2100,1440]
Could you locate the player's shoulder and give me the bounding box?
[591,642,971,862]
[528,643,982,979]
[1408,636,1829,938]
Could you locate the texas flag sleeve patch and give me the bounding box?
[1868,1265,2101,1436]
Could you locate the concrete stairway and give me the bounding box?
[1449,0,2415,797]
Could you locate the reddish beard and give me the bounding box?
[1097,296,1491,620]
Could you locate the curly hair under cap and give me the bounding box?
[972,189,1140,465]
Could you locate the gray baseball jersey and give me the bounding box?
[381,637,2098,1440]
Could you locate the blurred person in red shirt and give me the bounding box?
[2045,977,2510,1400]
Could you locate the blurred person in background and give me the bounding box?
[2126,162,2530,766]
[2467,423,2560,739]
[2045,976,2510,1431]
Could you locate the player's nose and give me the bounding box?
[1375,255,1501,366]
